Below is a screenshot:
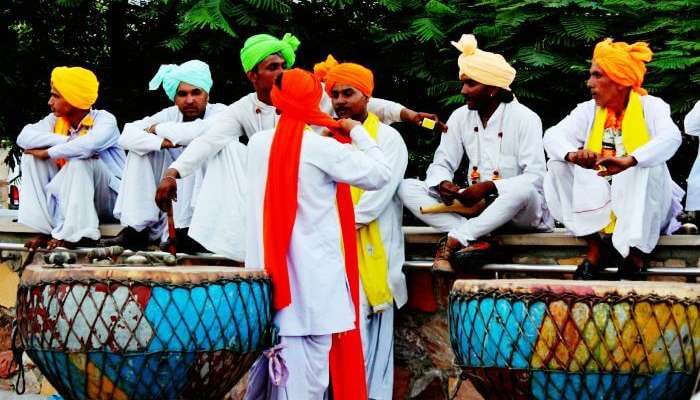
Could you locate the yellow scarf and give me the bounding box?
[585,91,649,233]
[351,112,393,311]
[53,114,93,168]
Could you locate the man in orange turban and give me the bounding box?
[17,66,125,250]
[543,38,683,280]
[324,61,408,400]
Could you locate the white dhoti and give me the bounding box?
[543,159,683,256]
[188,141,247,261]
[268,335,332,400]
[399,178,549,245]
[359,284,394,400]
[19,155,117,242]
[113,149,195,241]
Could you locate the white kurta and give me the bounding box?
[542,95,683,256]
[114,103,226,240]
[399,101,553,245]
[685,101,700,211]
[17,110,126,241]
[168,93,404,261]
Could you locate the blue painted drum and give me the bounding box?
[15,265,271,400]
[449,279,700,400]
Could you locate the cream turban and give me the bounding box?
[451,34,516,91]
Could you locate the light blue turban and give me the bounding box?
[148,59,213,101]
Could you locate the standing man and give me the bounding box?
[399,34,552,272]
[108,60,226,250]
[543,38,683,280]
[245,68,391,399]
[18,66,125,249]
[325,61,408,399]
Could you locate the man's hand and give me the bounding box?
[456,181,496,207]
[155,169,180,211]
[437,180,461,205]
[146,124,158,134]
[565,149,599,169]
[595,155,637,177]
[400,108,448,133]
[24,149,50,160]
[161,138,177,149]
[337,118,361,135]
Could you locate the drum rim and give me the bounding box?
[452,278,700,299]
[20,265,269,286]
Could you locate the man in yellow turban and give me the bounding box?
[324,61,408,400]
[17,66,126,250]
[399,34,553,272]
[543,38,683,280]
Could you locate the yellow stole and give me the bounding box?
[585,91,650,233]
[351,112,393,311]
[53,114,93,168]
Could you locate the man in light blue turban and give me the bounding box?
[105,59,227,251]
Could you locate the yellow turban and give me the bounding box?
[592,38,652,95]
[451,34,516,91]
[324,62,374,98]
[50,66,99,110]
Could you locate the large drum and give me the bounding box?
[449,279,700,400]
[15,264,271,400]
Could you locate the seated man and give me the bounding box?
[18,66,125,249]
[685,101,700,211]
[543,38,683,280]
[108,60,226,250]
[399,34,552,271]
[324,61,408,399]
[155,33,443,261]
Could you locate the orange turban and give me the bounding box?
[313,54,339,81]
[593,38,653,95]
[50,66,99,109]
[324,62,374,98]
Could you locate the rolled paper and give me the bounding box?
[420,199,486,217]
[421,118,436,130]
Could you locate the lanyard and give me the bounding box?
[470,103,507,185]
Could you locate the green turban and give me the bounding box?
[240,33,300,73]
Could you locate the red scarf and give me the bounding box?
[264,68,367,400]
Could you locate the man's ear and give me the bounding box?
[246,70,257,84]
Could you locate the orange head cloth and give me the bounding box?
[324,62,374,98]
[592,38,653,95]
[265,68,368,400]
[50,66,99,110]
[313,54,339,82]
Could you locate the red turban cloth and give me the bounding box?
[593,38,653,95]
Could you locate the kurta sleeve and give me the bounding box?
[119,108,173,155]
[424,110,465,188]
[494,110,546,194]
[47,111,119,160]
[543,102,593,161]
[686,101,700,136]
[169,102,245,178]
[367,97,405,125]
[354,127,408,225]
[156,118,210,147]
[630,97,681,168]
[313,125,392,191]
[16,114,67,150]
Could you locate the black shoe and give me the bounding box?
[451,240,498,270]
[160,228,208,255]
[574,259,601,280]
[100,227,149,250]
[617,258,646,281]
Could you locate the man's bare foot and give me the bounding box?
[24,234,50,250]
[583,234,603,265]
[47,239,76,250]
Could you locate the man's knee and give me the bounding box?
[398,178,426,203]
[498,184,538,207]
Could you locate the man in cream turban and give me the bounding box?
[107,60,227,251]
[18,66,126,249]
[399,34,553,272]
[543,38,683,280]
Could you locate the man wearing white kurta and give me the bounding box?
[543,38,683,280]
[18,66,125,249]
[246,69,391,399]
[324,61,408,399]
[110,60,227,250]
[685,101,700,211]
[399,34,552,271]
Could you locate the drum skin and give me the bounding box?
[449,279,700,400]
[15,265,271,400]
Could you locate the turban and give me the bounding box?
[593,38,653,95]
[148,60,213,101]
[313,54,339,81]
[240,33,300,73]
[323,62,374,98]
[451,34,516,91]
[50,66,99,110]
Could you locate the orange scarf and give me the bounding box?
[264,69,367,400]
